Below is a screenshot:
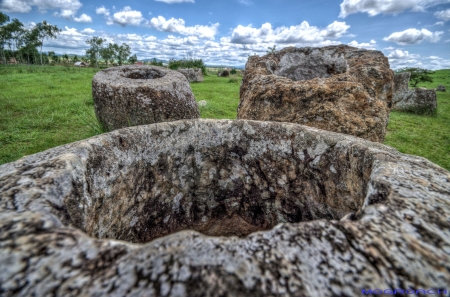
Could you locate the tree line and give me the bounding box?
[0,12,137,67]
[85,36,137,68]
[0,12,59,65]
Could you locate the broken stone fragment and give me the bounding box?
[393,71,411,105]
[177,68,204,83]
[0,119,449,296]
[238,45,395,143]
[393,87,437,114]
[392,72,437,114]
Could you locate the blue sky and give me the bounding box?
[1,0,450,68]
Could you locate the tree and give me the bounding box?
[149,58,163,66]
[114,43,131,66]
[397,68,433,87]
[0,12,9,25]
[1,18,24,59]
[17,45,39,64]
[48,51,57,64]
[0,18,24,63]
[266,45,276,55]
[19,28,41,64]
[35,21,61,65]
[100,43,116,67]
[168,58,206,75]
[0,12,10,63]
[128,54,137,64]
[86,36,105,68]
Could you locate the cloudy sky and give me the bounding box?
[1,0,450,68]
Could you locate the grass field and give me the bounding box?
[384,69,450,170]
[0,65,449,170]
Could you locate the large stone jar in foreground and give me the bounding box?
[238,45,394,143]
[92,65,200,131]
[1,119,449,296]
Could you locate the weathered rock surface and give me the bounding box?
[92,65,199,131]
[237,45,394,143]
[437,84,446,92]
[393,72,411,105]
[393,88,437,114]
[392,72,437,113]
[177,68,204,83]
[1,119,450,297]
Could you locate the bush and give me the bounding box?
[228,78,238,84]
[397,67,434,87]
[219,69,229,77]
[168,58,206,75]
[149,58,163,67]
[230,68,237,75]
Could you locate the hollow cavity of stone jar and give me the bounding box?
[2,120,450,297]
[92,65,200,131]
[0,120,385,244]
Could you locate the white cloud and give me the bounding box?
[434,21,445,25]
[149,16,219,39]
[95,6,218,38]
[37,26,450,70]
[434,9,450,21]
[384,49,449,71]
[323,21,352,38]
[95,6,110,16]
[42,27,91,53]
[81,28,95,34]
[425,55,450,68]
[238,0,253,5]
[60,26,83,36]
[385,48,423,69]
[388,49,419,59]
[159,35,200,47]
[73,13,92,23]
[383,28,443,44]
[54,10,73,19]
[112,6,145,27]
[229,21,350,45]
[154,0,194,3]
[348,39,377,49]
[0,0,32,13]
[0,0,83,18]
[339,0,450,18]
[24,22,37,29]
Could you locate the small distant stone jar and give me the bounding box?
[436,85,446,92]
[92,65,200,131]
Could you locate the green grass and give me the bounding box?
[0,65,448,171]
[384,69,450,170]
[190,74,241,119]
[0,65,103,164]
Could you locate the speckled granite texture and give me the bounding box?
[92,65,199,131]
[238,45,395,143]
[0,119,449,296]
